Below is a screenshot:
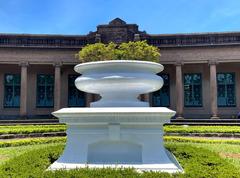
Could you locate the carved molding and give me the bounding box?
[53,62,62,67]
[208,59,219,65]
[19,61,29,67]
[175,60,184,66]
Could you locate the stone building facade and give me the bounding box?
[0,18,240,119]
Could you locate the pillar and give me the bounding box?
[19,62,28,117]
[209,60,219,119]
[175,62,184,119]
[54,63,62,111]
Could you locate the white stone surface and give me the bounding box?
[74,60,163,107]
[48,107,183,173]
[49,60,183,173]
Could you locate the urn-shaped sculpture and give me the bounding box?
[74,60,164,107]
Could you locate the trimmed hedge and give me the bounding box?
[1,136,240,148]
[0,143,239,177]
[164,125,240,134]
[0,125,66,135]
[0,137,66,148]
[164,136,240,145]
[1,125,240,135]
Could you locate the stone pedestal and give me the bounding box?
[48,107,183,173]
[49,60,183,173]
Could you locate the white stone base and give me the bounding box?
[49,107,183,173]
[48,149,182,173]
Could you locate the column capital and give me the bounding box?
[19,61,29,67]
[53,62,62,68]
[134,34,141,41]
[208,59,219,66]
[175,60,184,66]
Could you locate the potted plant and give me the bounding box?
[74,40,164,107]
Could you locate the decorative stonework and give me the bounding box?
[208,59,219,65]
[19,61,29,67]
[175,60,184,66]
[53,62,62,67]
[1,18,240,48]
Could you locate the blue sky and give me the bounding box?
[0,0,240,35]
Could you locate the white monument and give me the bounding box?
[48,60,183,173]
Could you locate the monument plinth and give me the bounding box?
[48,60,183,173]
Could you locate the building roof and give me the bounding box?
[1,18,240,48]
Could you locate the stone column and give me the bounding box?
[19,62,28,117]
[209,60,219,119]
[175,62,184,119]
[54,63,62,111]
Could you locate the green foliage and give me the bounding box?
[164,125,240,134]
[0,143,239,178]
[0,144,64,178]
[76,40,160,63]
[164,136,240,145]
[0,137,66,148]
[1,124,240,135]
[166,143,240,178]
[76,42,117,62]
[0,124,66,135]
[118,41,160,62]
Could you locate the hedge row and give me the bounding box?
[164,125,240,134]
[1,136,240,148]
[0,137,66,148]
[1,125,240,135]
[164,136,240,145]
[0,124,66,135]
[0,143,239,177]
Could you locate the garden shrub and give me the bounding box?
[0,143,239,177]
[164,136,240,145]
[164,125,240,134]
[76,41,160,63]
[0,137,66,148]
[0,144,64,178]
[1,125,240,135]
[0,125,66,135]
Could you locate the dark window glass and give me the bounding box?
[36,74,54,107]
[68,75,85,107]
[4,74,20,107]
[152,74,170,107]
[184,74,202,107]
[217,73,236,107]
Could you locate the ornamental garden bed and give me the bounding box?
[0,142,239,178]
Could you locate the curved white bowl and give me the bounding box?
[74,60,164,107]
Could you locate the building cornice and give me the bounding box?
[1,18,240,49]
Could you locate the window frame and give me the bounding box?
[3,74,21,108]
[217,72,236,107]
[152,73,170,107]
[67,74,86,107]
[36,74,54,108]
[184,73,203,107]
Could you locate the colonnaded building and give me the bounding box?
[0,18,240,120]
